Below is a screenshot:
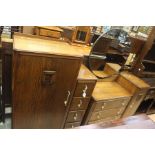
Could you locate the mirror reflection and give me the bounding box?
[88,28,133,79]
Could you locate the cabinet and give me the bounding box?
[64,64,97,128]
[83,81,132,125]
[12,33,82,128]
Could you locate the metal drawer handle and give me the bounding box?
[74,113,78,120]
[78,100,82,108]
[117,109,122,114]
[101,105,105,110]
[122,102,125,106]
[97,113,101,119]
[130,102,135,108]
[97,115,100,119]
[64,91,71,107]
[82,85,88,98]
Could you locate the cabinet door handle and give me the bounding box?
[42,70,56,85]
[64,91,71,107]
[82,85,88,98]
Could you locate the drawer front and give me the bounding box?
[90,108,124,122]
[39,29,49,36]
[39,29,61,38]
[88,115,121,125]
[74,82,96,97]
[70,97,90,111]
[64,122,81,129]
[66,110,85,123]
[94,98,130,112]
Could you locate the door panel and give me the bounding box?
[12,53,81,128]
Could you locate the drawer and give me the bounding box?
[74,82,96,97]
[64,122,81,129]
[70,97,90,111]
[94,98,130,112]
[88,115,121,125]
[39,29,61,38]
[66,110,85,123]
[40,29,49,36]
[90,108,124,122]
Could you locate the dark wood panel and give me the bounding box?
[12,51,81,128]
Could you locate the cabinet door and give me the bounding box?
[12,52,81,129]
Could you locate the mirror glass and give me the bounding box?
[88,28,133,78]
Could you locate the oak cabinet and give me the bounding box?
[12,33,82,128]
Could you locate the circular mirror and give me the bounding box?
[87,28,133,79]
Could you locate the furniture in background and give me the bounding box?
[34,26,63,39]
[136,78,155,114]
[1,38,13,122]
[0,26,23,39]
[0,41,2,121]
[130,27,155,115]
[131,27,155,77]
[64,64,97,128]
[76,114,155,129]
[59,26,75,41]
[71,26,91,45]
[130,36,146,54]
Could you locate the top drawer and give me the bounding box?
[94,97,131,112]
[74,81,96,98]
